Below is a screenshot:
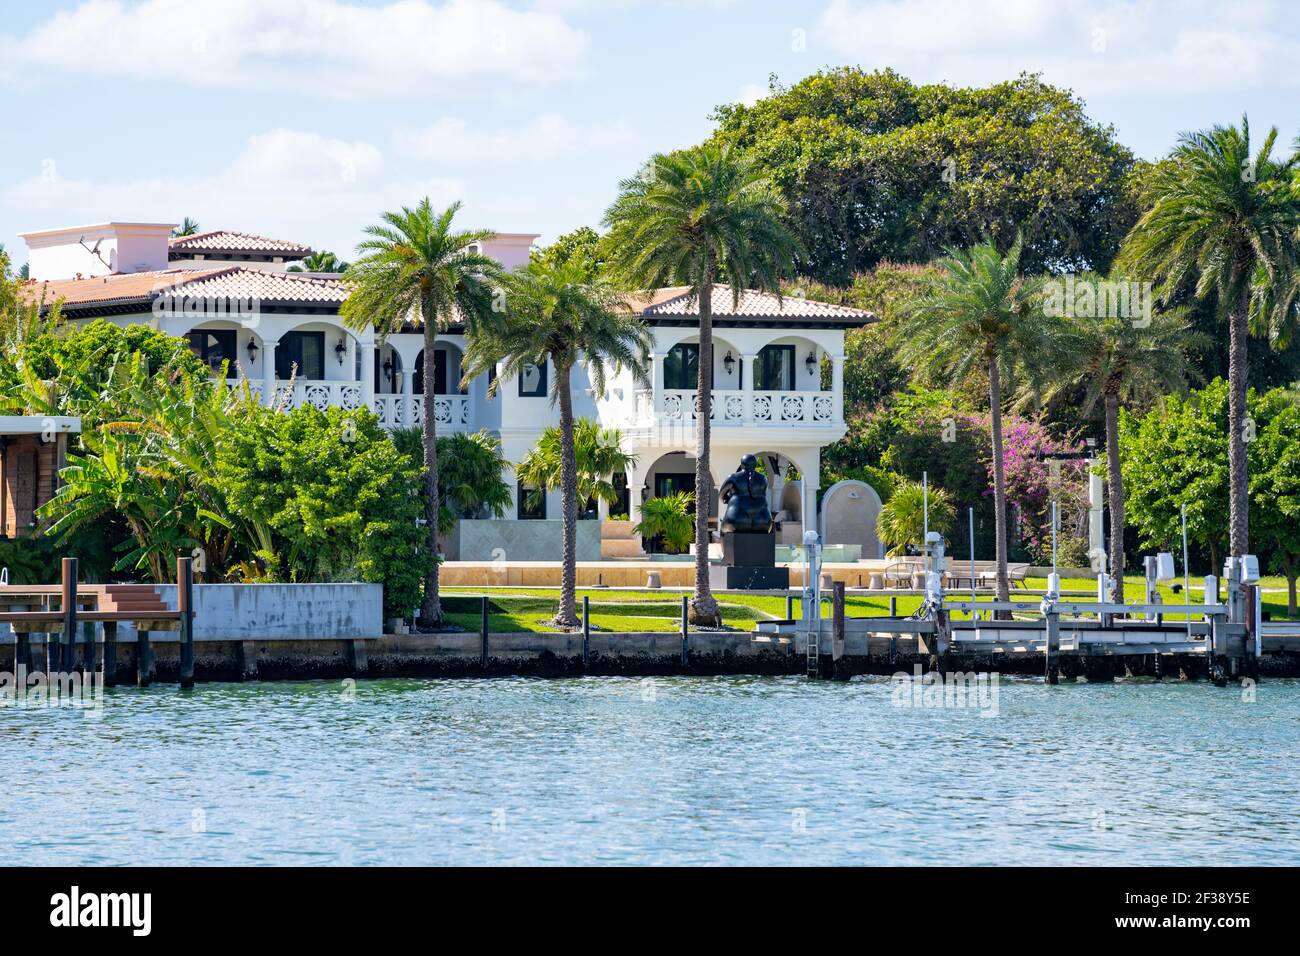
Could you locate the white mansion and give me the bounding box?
[20,221,876,560]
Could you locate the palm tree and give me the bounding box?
[1044,300,1202,601]
[463,260,651,627]
[515,418,638,520]
[895,237,1057,601]
[1121,118,1300,559]
[172,217,200,238]
[602,143,800,625]
[342,199,503,627]
[288,250,349,273]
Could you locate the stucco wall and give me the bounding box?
[446,518,602,562]
[154,583,383,639]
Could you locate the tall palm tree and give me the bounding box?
[602,143,800,625]
[463,260,651,627]
[289,250,349,273]
[342,199,503,627]
[895,237,1056,601]
[1121,118,1300,559]
[1043,299,1202,601]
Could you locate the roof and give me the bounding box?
[168,230,313,258]
[0,416,81,436]
[25,267,347,313]
[625,285,876,327]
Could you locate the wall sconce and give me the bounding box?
[246,338,258,364]
[335,338,348,366]
[805,350,817,375]
[383,356,394,382]
[723,350,735,376]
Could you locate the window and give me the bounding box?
[664,343,698,390]
[755,344,795,391]
[414,349,469,396]
[187,329,237,379]
[275,331,325,381]
[517,482,547,519]
[518,360,547,397]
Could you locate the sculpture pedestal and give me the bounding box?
[712,532,789,591]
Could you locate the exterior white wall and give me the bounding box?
[21,222,175,280]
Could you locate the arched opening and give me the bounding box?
[414,343,468,396]
[637,450,718,554]
[374,345,403,395]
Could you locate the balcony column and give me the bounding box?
[831,352,845,422]
[650,352,664,416]
[741,353,758,421]
[358,342,376,414]
[261,339,278,408]
[401,359,416,426]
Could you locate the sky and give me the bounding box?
[2,0,1298,266]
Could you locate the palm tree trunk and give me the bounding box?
[417,309,442,627]
[1227,283,1250,558]
[555,363,580,628]
[1104,389,1125,603]
[690,281,720,626]
[988,355,1010,604]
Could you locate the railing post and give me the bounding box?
[582,595,590,671]
[480,595,489,670]
[680,594,689,668]
[177,555,195,688]
[60,557,78,673]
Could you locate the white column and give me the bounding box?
[359,342,376,414]
[401,357,416,426]
[261,339,278,408]
[831,352,845,422]
[741,353,757,421]
[650,352,664,417]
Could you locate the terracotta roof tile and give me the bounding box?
[26,267,347,310]
[625,284,875,323]
[23,270,211,308]
[165,268,346,305]
[168,230,313,257]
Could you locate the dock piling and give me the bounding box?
[60,557,78,673]
[237,640,257,680]
[136,631,153,687]
[102,622,117,687]
[177,556,195,688]
[82,621,96,676]
[480,596,489,669]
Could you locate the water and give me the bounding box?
[3,675,1299,865]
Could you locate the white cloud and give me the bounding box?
[813,0,1300,95]
[4,129,465,256]
[0,0,589,96]
[396,113,631,163]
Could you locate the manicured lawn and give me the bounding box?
[442,572,1297,633]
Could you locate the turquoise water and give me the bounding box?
[3,675,1299,866]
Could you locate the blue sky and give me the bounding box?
[3,0,1298,266]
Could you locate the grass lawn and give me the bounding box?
[441,572,1296,633]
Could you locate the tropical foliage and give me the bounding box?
[876,480,954,558]
[635,492,696,554]
[515,418,637,516]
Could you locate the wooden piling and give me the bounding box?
[101,621,117,687]
[889,596,898,616]
[581,596,590,670]
[480,596,489,669]
[15,633,30,677]
[60,557,78,673]
[1044,607,1059,685]
[136,631,153,687]
[831,581,845,662]
[177,556,195,688]
[81,621,96,676]
[786,594,794,621]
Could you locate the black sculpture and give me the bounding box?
[719,454,773,534]
[711,454,789,590]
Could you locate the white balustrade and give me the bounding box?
[659,388,837,424]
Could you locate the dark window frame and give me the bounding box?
[187,329,238,380]
[517,481,547,520]
[755,344,796,391]
[518,359,548,397]
[275,330,325,381]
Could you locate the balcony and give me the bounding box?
[655,388,840,425]
[234,379,472,430]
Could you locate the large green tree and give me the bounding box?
[1120,118,1300,560]
[893,238,1058,600]
[709,69,1141,284]
[1042,296,1201,601]
[463,260,650,627]
[342,199,503,627]
[602,143,799,625]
